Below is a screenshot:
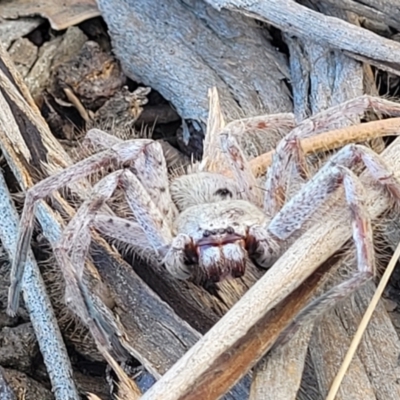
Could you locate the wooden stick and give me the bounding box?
[141,136,400,400]
[249,117,400,177]
[206,0,400,74]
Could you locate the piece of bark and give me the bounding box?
[335,283,400,400]
[142,134,400,399]
[50,26,88,69]
[320,0,400,30]
[53,41,126,110]
[0,0,100,30]
[249,6,368,399]
[0,173,79,400]
[297,355,324,400]
[0,323,38,372]
[8,38,38,78]
[295,6,372,398]
[93,86,150,132]
[23,27,87,101]
[1,368,53,400]
[25,36,63,99]
[97,0,292,123]
[301,7,398,398]
[249,325,314,400]
[0,17,43,49]
[309,307,376,400]
[206,0,400,74]
[72,370,111,400]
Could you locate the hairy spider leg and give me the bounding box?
[84,129,178,223]
[219,132,263,207]
[51,165,181,357]
[265,95,400,216]
[8,138,153,314]
[250,144,400,330]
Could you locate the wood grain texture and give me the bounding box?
[207,0,400,74]
[97,0,292,123]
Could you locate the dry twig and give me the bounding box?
[249,117,400,177]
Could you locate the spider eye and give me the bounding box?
[214,188,233,199]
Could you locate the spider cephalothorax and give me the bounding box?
[162,172,265,281]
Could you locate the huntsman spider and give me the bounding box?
[7,95,400,331]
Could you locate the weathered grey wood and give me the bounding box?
[335,282,400,400]
[320,0,400,30]
[284,34,309,122]
[297,356,324,400]
[310,308,376,400]
[0,172,80,400]
[249,325,314,400]
[302,7,399,395]
[1,368,53,399]
[0,18,42,49]
[248,6,373,399]
[293,5,376,398]
[206,0,400,75]
[97,0,292,123]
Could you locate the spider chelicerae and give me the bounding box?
[7,95,400,333]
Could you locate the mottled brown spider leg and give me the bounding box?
[118,170,194,279]
[52,169,175,355]
[8,139,153,314]
[251,143,400,322]
[56,168,174,276]
[265,95,400,216]
[219,132,263,207]
[64,169,192,279]
[85,129,178,223]
[54,222,125,355]
[93,214,156,255]
[118,169,173,249]
[54,171,123,276]
[54,169,171,284]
